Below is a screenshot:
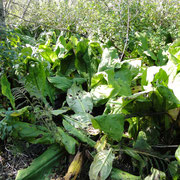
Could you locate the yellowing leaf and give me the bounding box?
[64,151,83,180]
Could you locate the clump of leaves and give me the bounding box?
[0,29,180,180]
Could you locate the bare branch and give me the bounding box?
[120,0,130,61]
[21,0,32,19]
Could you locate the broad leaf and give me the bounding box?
[175,146,180,163]
[48,75,86,92]
[92,114,124,141]
[10,121,55,144]
[168,161,180,179]
[134,131,152,151]
[57,127,78,155]
[168,39,180,66]
[63,120,96,147]
[1,74,15,109]
[66,83,93,114]
[171,73,180,101]
[15,145,64,180]
[89,149,115,180]
[39,45,58,63]
[157,85,180,110]
[48,75,73,92]
[98,47,119,72]
[63,113,92,130]
[91,85,114,106]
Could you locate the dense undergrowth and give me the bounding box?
[0,0,180,179]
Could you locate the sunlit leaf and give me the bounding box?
[89,148,115,180]
[67,83,93,114]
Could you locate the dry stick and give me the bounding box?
[5,11,31,22]
[119,0,130,62]
[21,0,32,19]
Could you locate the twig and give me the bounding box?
[21,0,32,19]
[5,11,31,22]
[119,0,130,61]
[152,145,179,148]
[125,111,167,119]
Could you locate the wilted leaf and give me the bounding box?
[64,151,83,180]
[10,106,30,117]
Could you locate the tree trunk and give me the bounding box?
[0,0,5,27]
[0,0,5,39]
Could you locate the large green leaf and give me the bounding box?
[91,72,108,89]
[171,73,180,101]
[24,58,55,104]
[74,40,101,86]
[57,127,78,155]
[157,85,180,110]
[60,50,76,76]
[15,145,64,180]
[48,75,86,92]
[134,131,152,151]
[98,47,119,72]
[168,39,180,66]
[123,146,146,171]
[66,83,93,114]
[91,85,114,106]
[92,114,124,141]
[63,120,96,147]
[107,66,132,96]
[39,45,58,63]
[1,74,15,109]
[89,148,115,180]
[10,121,55,144]
[175,146,180,163]
[168,161,180,179]
[48,75,73,92]
[111,168,141,180]
[63,113,92,130]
